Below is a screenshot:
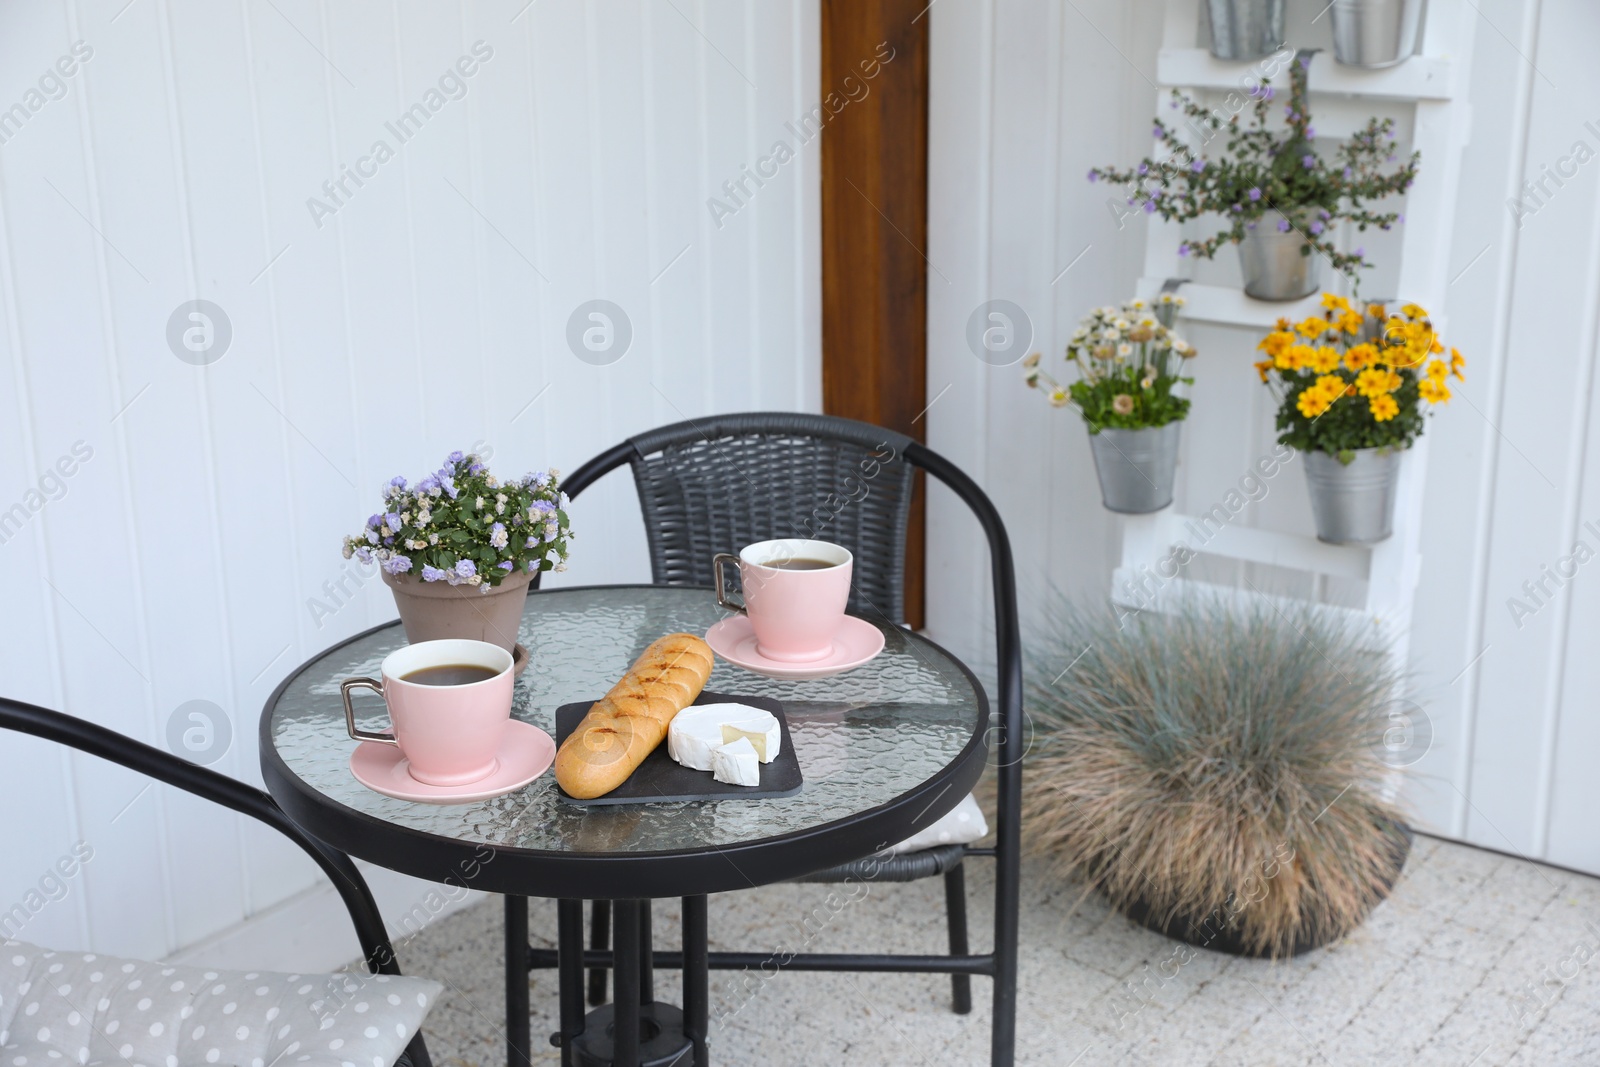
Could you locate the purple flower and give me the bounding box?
[1304,126,1315,139]
[1087,170,1098,183]
[1284,105,1295,118]
[526,560,538,572]
[1353,246,1365,259]
[389,476,407,489]
[442,478,459,500]
[1309,220,1325,235]
[489,522,509,549]
[354,546,373,565]
[497,560,514,571]
[364,529,380,545]
[1177,243,1190,257]
[447,450,465,464]
[1191,159,1206,173]
[1231,203,1241,212]
[526,536,538,549]
[1302,154,1316,169]
[385,512,402,532]
[421,564,448,582]
[383,554,413,575]
[454,559,476,579]
[1277,219,1291,232]
[1343,166,1353,180]
[1248,188,1262,201]
[468,462,485,475]
[1142,201,1156,214]
[1396,213,1405,224]
[1152,126,1163,139]
[1138,163,1149,176]
[367,513,383,530]
[382,536,394,546]
[418,475,439,493]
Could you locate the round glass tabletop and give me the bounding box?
[261,585,988,899]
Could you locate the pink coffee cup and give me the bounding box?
[713,539,853,662]
[341,638,514,786]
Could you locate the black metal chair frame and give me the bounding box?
[530,412,1023,1066]
[0,697,434,1067]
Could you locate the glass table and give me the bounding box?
[261,585,989,1067]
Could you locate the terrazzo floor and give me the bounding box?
[379,834,1600,1066]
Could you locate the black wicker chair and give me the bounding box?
[523,412,1023,1065]
[0,697,434,1067]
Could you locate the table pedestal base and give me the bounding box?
[570,1003,693,1067]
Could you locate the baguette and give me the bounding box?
[554,632,715,799]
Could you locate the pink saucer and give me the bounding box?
[349,719,555,804]
[705,615,885,680]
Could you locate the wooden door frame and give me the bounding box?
[819,0,930,628]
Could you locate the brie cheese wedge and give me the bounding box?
[710,737,761,787]
[668,703,782,770]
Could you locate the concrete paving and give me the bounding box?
[385,835,1600,1066]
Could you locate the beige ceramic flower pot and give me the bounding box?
[381,568,533,653]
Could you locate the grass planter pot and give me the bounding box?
[1023,597,1412,959]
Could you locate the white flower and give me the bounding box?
[365,529,379,544]
[468,574,482,585]
[554,562,567,572]
[490,526,509,549]
[486,476,499,489]
[495,502,505,514]
[1103,327,1121,342]
[341,540,354,560]
[417,510,431,526]
[429,486,442,497]
[1072,327,1089,341]
[1113,317,1131,330]
[1117,343,1133,357]
[428,533,439,544]
[549,468,560,479]
[1127,299,1146,310]
[545,522,559,538]
[496,493,507,504]
[473,496,484,510]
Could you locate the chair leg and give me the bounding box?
[943,863,973,1014]
[588,899,610,1006]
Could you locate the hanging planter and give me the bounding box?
[1087,422,1183,514]
[1238,210,1325,301]
[1089,54,1418,300]
[1254,296,1465,545]
[1025,294,1193,516]
[1303,447,1404,544]
[1204,0,1286,61]
[1331,0,1426,69]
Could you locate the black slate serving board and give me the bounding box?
[553,691,802,806]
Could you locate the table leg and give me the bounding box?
[639,900,654,1007]
[504,895,531,1067]
[557,899,585,1067]
[682,895,708,1067]
[612,900,642,1067]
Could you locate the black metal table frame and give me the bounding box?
[260,588,994,1067]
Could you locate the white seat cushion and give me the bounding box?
[0,940,440,1067]
[889,792,989,854]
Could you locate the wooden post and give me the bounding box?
[820,0,930,628]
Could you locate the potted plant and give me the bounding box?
[1025,294,1195,514]
[1088,55,1419,300]
[1204,0,1284,62]
[1330,0,1426,69]
[1254,294,1463,543]
[343,451,572,661]
[1023,595,1413,959]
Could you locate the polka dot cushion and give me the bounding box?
[0,940,441,1067]
[888,792,989,854]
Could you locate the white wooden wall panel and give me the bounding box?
[0,0,819,959]
[928,0,1600,874]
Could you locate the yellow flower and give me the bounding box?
[1295,316,1333,338]
[1426,359,1449,381]
[1418,378,1452,404]
[1401,302,1429,321]
[1308,346,1342,374]
[1257,330,1295,358]
[1370,393,1399,421]
[1297,388,1332,418]
[1277,344,1313,371]
[1344,343,1378,372]
[1385,370,1403,392]
[1355,368,1391,397]
[1338,310,1365,335]
[1254,358,1274,383]
[1366,302,1387,321]
[1320,292,1352,313]
[1450,346,1466,381]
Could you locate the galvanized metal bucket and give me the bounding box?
[1088,422,1182,514]
[1330,0,1425,68]
[1238,212,1324,301]
[1204,0,1286,61]
[1303,447,1403,544]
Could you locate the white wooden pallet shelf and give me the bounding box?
[1157,47,1461,101]
[1135,278,1323,329]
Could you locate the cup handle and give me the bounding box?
[713,553,745,613]
[341,677,398,746]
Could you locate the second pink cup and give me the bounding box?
[714,538,853,662]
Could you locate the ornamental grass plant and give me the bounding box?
[1022,595,1410,959]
